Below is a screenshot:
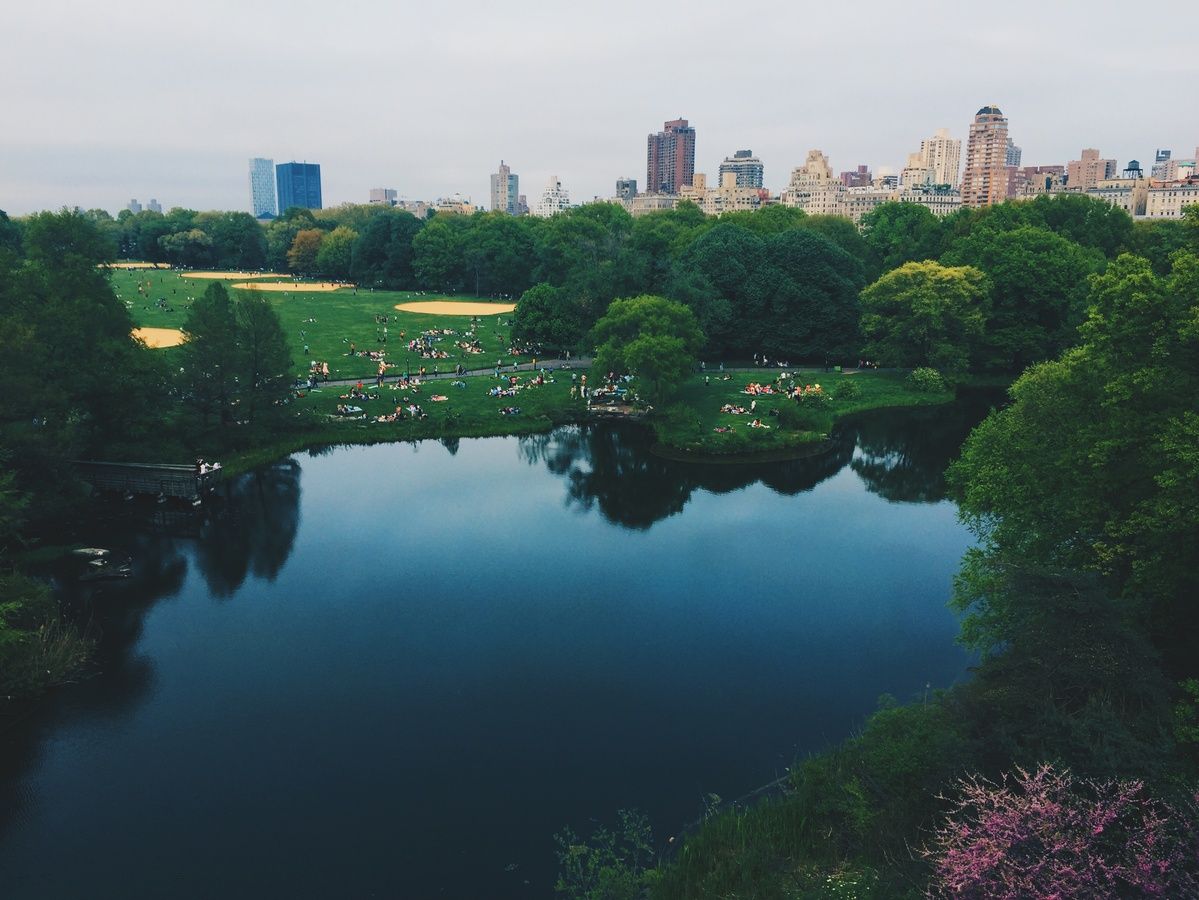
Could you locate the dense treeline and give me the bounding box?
[73,193,1192,376]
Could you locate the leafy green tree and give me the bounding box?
[948,252,1199,669]
[134,211,173,262]
[942,225,1103,372]
[235,292,293,423]
[23,207,116,264]
[350,210,424,288]
[158,228,214,268]
[860,202,945,278]
[199,211,267,270]
[412,216,469,290]
[286,228,325,274]
[180,282,240,426]
[859,261,989,373]
[0,209,23,255]
[591,295,703,403]
[511,283,585,351]
[1027,192,1134,258]
[313,225,357,279]
[721,203,808,235]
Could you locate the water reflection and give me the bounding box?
[192,458,302,596]
[519,392,999,529]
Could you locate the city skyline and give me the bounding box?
[1,0,1194,215]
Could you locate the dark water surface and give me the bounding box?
[0,398,994,898]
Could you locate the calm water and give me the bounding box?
[0,398,993,898]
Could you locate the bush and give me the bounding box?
[906,367,946,393]
[926,763,1199,898]
[833,379,862,401]
[776,401,824,432]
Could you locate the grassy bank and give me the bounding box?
[0,572,92,701]
[651,370,954,456]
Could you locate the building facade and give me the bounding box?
[840,164,872,187]
[615,178,638,202]
[249,157,277,217]
[490,160,520,215]
[146,199,162,214]
[1005,138,1022,167]
[369,188,398,205]
[625,194,679,216]
[276,162,322,211]
[900,152,933,189]
[1145,177,1199,218]
[961,106,1010,207]
[781,150,846,215]
[533,176,570,217]
[679,172,764,215]
[919,127,961,188]
[647,118,696,195]
[1066,149,1118,192]
[127,199,142,214]
[899,184,963,217]
[718,150,764,188]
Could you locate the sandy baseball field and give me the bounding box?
[394,301,516,315]
[182,271,286,280]
[231,281,348,292]
[132,327,187,348]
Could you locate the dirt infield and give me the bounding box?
[231,281,348,292]
[394,301,516,316]
[182,271,286,280]
[132,327,186,348]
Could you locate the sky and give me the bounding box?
[1,0,1195,217]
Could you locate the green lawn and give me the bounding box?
[110,267,537,382]
[655,370,955,455]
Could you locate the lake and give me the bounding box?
[0,397,994,898]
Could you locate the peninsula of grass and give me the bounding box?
[650,370,955,457]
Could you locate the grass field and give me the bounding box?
[110,267,539,382]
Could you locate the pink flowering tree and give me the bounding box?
[926,763,1199,898]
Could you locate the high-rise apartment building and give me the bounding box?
[615,178,638,202]
[490,160,520,215]
[961,106,1010,207]
[533,176,571,218]
[369,188,398,205]
[1005,138,1022,168]
[718,150,764,189]
[646,118,696,194]
[276,162,322,212]
[248,157,277,218]
[1067,149,1118,192]
[840,164,872,187]
[146,199,162,214]
[1152,149,1172,180]
[901,152,934,189]
[919,128,961,188]
[127,199,142,214]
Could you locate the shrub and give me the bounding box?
[833,379,862,401]
[776,401,824,432]
[926,763,1199,898]
[906,367,946,393]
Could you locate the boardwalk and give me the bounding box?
[72,460,218,500]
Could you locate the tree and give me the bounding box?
[200,211,267,270]
[23,207,116,265]
[350,210,424,288]
[235,291,293,423]
[180,282,239,426]
[511,282,585,351]
[287,228,325,274]
[860,202,945,279]
[859,261,989,373]
[313,225,357,279]
[948,252,1199,669]
[158,228,214,268]
[412,216,468,290]
[927,764,1199,899]
[942,225,1103,372]
[591,295,703,403]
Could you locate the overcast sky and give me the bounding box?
[1,0,1194,217]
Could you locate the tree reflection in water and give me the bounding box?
[192,458,302,596]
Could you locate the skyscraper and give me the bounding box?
[919,128,962,188]
[490,160,520,215]
[533,176,570,218]
[646,118,696,195]
[249,157,277,218]
[1067,149,1118,191]
[615,178,638,201]
[718,150,764,189]
[1005,138,1022,167]
[276,162,322,212]
[961,106,1009,207]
